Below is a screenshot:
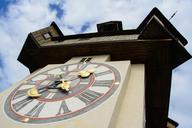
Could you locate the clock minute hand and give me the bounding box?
[56,80,71,92]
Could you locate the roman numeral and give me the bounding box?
[56,100,71,115]
[13,89,28,100]
[24,80,36,85]
[25,102,45,117]
[92,80,113,88]
[94,70,112,77]
[76,63,87,70]
[76,89,102,105]
[13,97,33,112]
[44,92,56,99]
[62,65,69,72]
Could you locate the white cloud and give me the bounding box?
[0,0,59,88]
[0,0,192,128]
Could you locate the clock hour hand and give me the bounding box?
[27,87,42,98]
[27,81,63,98]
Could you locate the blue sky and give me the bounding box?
[49,2,64,19]
[0,0,10,12]
[0,0,192,127]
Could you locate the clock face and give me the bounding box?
[4,62,121,124]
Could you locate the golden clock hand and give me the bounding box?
[57,80,71,92]
[79,68,95,78]
[27,87,41,98]
[27,67,95,98]
[27,81,62,98]
[21,117,30,123]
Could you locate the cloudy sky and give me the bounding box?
[0,0,191,127]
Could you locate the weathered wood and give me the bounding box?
[19,39,190,73]
[145,45,172,128]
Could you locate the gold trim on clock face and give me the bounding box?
[4,62,121,124]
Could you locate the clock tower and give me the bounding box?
[0,7,191,128]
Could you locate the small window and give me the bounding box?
[86,57,92,62]
[80,57,92,63]
[80,58,87,63]
[43,32,52,39]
